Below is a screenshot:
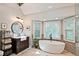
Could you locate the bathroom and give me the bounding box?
[0,3,79,56]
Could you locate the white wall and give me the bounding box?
[0,4,23,31]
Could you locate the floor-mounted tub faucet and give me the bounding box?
[49,34,52,41]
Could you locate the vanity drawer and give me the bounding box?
[20,40,27,50]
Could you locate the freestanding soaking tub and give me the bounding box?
[39,40,65,53]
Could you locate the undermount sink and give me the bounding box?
[12,36,26,38]
[12,36,26,41]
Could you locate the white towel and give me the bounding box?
[2,44,12,50]
[21,36,26,41]
[0,50,4,56]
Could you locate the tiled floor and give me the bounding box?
[12,48,75,56]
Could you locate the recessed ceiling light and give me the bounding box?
[56,18,59,19]
[48,6,52,9]
[75,15,79,18]
[43,19,46,20]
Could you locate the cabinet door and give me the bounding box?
[11,38,21,54]
[16,39,21,53]
[21,40,27,50]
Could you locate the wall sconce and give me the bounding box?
[26,26,30,31]
[16,17,23,22]
[16,17,23,20]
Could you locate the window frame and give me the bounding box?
[44,20,61,40]
[33,21,42,39]
[63,17,75,43]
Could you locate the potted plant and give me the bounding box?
[33,38,39,48]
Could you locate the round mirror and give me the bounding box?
[11,21,24,36]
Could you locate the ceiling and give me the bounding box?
[0,3,18,8]
[20,3,75,15]
[0,3,75,19]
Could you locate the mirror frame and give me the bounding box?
[11,21,24,35]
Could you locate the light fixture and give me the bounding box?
[75,15,79,18]
[43,19,46,20]
[48,6,52,9]
[16,17,21,19]
[56,18,59,19]
[17,3,24,6]
[16,17,23,22]
[16,17,23,21]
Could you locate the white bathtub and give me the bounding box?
[39,40,65,53]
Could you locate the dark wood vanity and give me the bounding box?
[11,37,29,54]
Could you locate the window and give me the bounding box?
[64,17,75,42]
[66,30,73,40]
[76,17,79,42]
[33,21,42,39]
[44,21,61,39]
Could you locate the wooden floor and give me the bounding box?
[10,48,75,56]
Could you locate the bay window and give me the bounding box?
[64,17,75,42]
[44,21,61,39]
